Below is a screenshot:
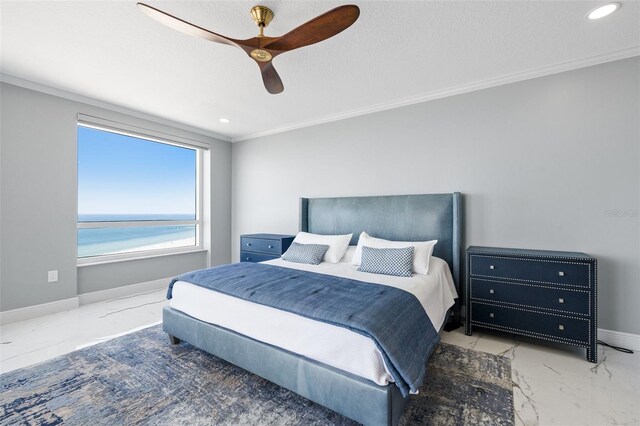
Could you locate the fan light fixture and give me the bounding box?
[138,3,360,94]
[587,3,621,20]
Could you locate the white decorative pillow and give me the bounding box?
[340,246,357,263]
[352,231,437,275]
[292,232,353,264]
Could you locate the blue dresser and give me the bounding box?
[465,246,597,362]
[240,233,294,263]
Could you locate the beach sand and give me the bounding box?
[111,238,196,255]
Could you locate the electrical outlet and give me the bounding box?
[47,270,58,283]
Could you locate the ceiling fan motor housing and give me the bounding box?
[250,49,272,62]
[250,6,274,29]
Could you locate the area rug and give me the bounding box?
[0,325,513,425]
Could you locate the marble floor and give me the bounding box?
[0,290,167,374]
[1,290,639,425]
[441,329,640,425]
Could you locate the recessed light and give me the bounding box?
[219,118,230,124]
[587,3,621,20]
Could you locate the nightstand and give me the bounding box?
[465,246,597,362]
[240,234,295,263]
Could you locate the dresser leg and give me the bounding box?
[464,323,472,336]
[587,346,598,363]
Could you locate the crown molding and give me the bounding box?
[3,46,638,144]
[232,46,640,142]
[0,73,232,143]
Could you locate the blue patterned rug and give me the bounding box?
[0,325,513,425]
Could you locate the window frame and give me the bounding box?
[76,119,205,265]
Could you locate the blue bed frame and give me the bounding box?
[163,193,463,425]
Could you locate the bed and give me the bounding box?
[162,193,462,426]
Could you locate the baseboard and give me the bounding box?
[78,278,170,305]
[598,328,640,351]
[0,297,79,325]
[0,279,170,325]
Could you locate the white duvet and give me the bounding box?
[169,248,457,385]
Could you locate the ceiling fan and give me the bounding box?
[137,3,360,95]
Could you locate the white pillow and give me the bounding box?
[352,231,437,274]
[340,246,357,263]
[292,232,353,264]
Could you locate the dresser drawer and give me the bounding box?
[470,255,591,287]
[471,302,589,344]
[241,237,282,255]
[240,251,279,263]
[471,278,590,315]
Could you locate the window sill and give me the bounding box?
[77,248,207,267]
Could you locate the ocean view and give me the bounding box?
[78,214,196,258]
[77,126,198,258]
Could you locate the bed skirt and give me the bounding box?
[162,306,407,426]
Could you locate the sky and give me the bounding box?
[77,126,196,217]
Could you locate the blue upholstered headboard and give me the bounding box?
[299,193,463,301]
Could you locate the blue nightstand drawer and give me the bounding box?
[240,234,294,263]
[241,237,282,255]
[471,302,589,344]
[470,255,591,287]
[240,251,279,263]
[471,278,590,315]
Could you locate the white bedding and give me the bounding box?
[169,249,457,386]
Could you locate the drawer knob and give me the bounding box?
[489,312,495,318]
[558,324,565,331]
[558,271,565,277]
[558,298,565,304]
[489,289,495,294]
[489,265,495,270]
[246,243,252,246]
[246,257,251,261]
[268,245,274,249]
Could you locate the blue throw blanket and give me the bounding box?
[168,262,439,397]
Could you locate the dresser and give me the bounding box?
[240,234,295,263]
[465,246,597,362]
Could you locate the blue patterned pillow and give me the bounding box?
[281,242,330,265]
[358,246,414,277]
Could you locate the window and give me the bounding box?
[77,121,202,262]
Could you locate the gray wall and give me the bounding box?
[0,82,232,310]
[232,57,640,335]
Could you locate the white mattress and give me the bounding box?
[169,249,457,386]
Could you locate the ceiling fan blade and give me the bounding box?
[265,5,360,52]
[138,3,240,48]
[258,61,284,94]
